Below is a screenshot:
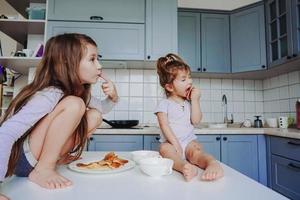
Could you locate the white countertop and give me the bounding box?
[93,126,300,140]
[1,152,288,200]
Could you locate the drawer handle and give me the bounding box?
[155,137,160,141]
[288,163,300,171]
[287,141,300,146]
[90,16,104,20]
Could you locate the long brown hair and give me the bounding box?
[2,33,97,177]
[156,53,191,97]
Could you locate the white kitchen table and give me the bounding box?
[1,152,288,200]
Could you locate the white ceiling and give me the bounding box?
[178,0,262,10]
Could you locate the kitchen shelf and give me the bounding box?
[0,57,41,74]
[5,0,46,18]
[0,19,45,45]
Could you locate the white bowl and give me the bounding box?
[139,157,174,177]
[131,150,161,164]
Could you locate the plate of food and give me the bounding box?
[68,152,135,174]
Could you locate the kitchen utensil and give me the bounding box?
[139,157,173,177]
[131,150,161,165]
[242,119,252,128]
[103,118,139,128]
[266,118,278,128]
[278,116,288,128]
[254,116,263,128]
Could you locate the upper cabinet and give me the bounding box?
[201,14,230,73]
[265,0,298,67]
[231,5,267,72]
[145,0,178,61]
[47,0,145,23]
[47,21,145,60]
[178,12,230,73]
[292,0,300,57]
[178,12,201,72]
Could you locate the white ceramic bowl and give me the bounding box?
[131,150,161,164]
[139,157,174,177]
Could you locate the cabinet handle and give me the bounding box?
[286,55,292,59]
[197,68,201,71]
[98,54,102,59]
[216,136,221,141]
[261,65,266,69]
[223,137,227,141]
[89,137,94,141]
[287,141,300,146]
[90,16,103,20]
[155,136,160,141]
[203,68,207,72]
[288,163,300,171]
[147,55,151,60]
[292,54,297,57]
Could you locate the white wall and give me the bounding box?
[178,0,261,10]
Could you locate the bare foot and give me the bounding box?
[0,193,9,200]
[201,161,224,181]
[29,168,72,189]
[182,163,198,181]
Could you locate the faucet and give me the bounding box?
[222,94,228,123]
[222,94,234,124]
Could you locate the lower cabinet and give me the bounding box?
[143,135,160,151]
[197,134,267,184]
[88,135,143,151]
[268,136,300,200]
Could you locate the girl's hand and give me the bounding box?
[186,87,201,101]
[100,73,119,102]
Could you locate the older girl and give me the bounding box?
[0,33,118,198]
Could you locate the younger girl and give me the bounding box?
[0,33,118,198]
[155,53,223,181]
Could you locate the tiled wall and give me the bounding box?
[92,69,264,124]
[263,70,300,120]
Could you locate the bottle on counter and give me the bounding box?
[297,99,300,129]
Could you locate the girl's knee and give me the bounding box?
[87,109,102,127]
[159,143,173,155]
[60,96,86,115]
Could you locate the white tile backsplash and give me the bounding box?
[85,69,300,124]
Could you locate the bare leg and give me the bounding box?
[0,193,9,200]
[186,140,224,181]
[27,96,87,189]
[160,143,198,181]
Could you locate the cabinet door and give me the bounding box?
[144,135,160,151]
[47,21,144,60]
[88,135,143,151]
[271,155,300,200]
[266,0,293,67]
[221,135,259,181]
[201,14,230,73]
[231,5,267,72]
[196,135,221,161]
[178,12,201,72]
[47,0,145,23]
[292,0,300,57]
[145,0,178,61]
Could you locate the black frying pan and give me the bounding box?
[103,119,139,128]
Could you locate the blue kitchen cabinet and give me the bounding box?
[221,135,259,181]
[268,136,300,200]
[47,0,145,23]
[231,4,267,72]
[143,135,160,151]
[196,135,221,160]
[47,21,144,60]
[178,12,201,72]
[201,14,231,73]
[88,135,143,151]
[145,0,178,61]
[197,134,266,184]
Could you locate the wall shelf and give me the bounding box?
[0,57,41,74]
[5,0,46,18]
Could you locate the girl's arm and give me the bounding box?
[190,87,202,125]
[156,112,183,156]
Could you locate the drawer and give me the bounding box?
[270,136,300,161]
[271,155,300,200]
